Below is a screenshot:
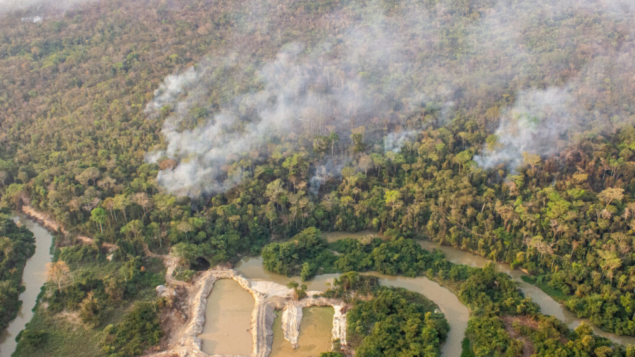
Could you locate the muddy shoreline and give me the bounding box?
[146,268,347,357]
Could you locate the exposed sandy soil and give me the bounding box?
[19,205,347,357]
[144,264,347,357]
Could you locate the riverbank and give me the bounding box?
[418,239,635,346]
[19,206,116,250]
[146,267,347,357]
[234,256,467,357]
[0,213,40,357]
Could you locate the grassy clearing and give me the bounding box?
[13,307,106,357]
[461,337,475,357]
[13,256,165,357]
[521,276,569,303]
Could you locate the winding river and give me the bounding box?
[234,255,468,357]
[5,217,633,357]
[236,230,635,357]
[328,230,635,345]
[416,239,635,346]
[0,213,54,357]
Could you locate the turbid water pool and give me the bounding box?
[198,278,255,355]
[234,254,468,357]
[270,307,335,357]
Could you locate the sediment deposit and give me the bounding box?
[145,268,346,357]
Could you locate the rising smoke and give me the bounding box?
[474,88,573,169]
[474,0,635,170]
[145,1,447,197]
[0,0,93,14]
[145,0,635,196]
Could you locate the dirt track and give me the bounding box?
[18,206,346,357]
[20,205,117,250]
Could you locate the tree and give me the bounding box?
[265,179,286,211]
[0,170,8,186]
[385,190,402,219]
[598,187,624,208]
[91,208,107,233]
[121,220,144,240]
[75,167,101,186]
[329,132,340,156]
[453,149,473,174]
[46,261,71,292]
[131,192,152,219]
[176,221,193,240]
[358,155,373,175]
[79,292,101,327]
[597,250,622,284]
[113,194,131,222]
[105,277,124,303]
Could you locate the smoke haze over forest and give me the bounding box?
[140,0,635,196]
[5,0,635,354]
[0,0,93,13]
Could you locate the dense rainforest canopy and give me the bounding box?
[2,0,635,356]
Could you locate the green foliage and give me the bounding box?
[16,329,48,350]
[43,256,164,315]
[459,263,539,316]
[461,337,475,357]
[262,227,331,279]
[466,317,522,357]
[264,232,467,281]
[323,271,379,299]
[348,287,449,357]
[101,302,162,357]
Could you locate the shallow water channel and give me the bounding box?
[0,214,54,357]
[328,231,635,345]
[199,279,255,355]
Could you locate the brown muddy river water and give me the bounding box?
[199,278,255,355]
[235,256,340,292]
[418,240,635,345]
[234,255,468,357]
[270,307,335,357]
[235,231,635,356]
[0,214,54,357]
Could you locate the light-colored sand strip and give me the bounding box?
[20,205,117,249]
[145,268,346,357]
[281,297,347,350]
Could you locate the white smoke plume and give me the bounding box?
[384,131,418,153]
[0,0,93,14]
[145,1,446,197]
[474,88,573,169]
[474,0,635,170]
[145,0,635,195]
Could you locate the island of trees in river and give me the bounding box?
[2,0,635,355]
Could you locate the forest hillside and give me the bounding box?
[1,0,635,356]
